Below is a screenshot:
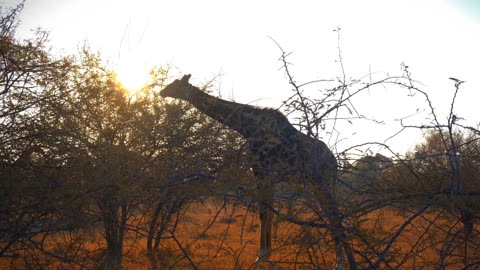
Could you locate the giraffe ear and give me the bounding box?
[181,74,191,83]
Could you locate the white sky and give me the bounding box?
[4,0,480,155]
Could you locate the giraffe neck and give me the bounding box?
[181,86,273,139]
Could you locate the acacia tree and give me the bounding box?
[0,35,138,266]
[0,18,248,267]
[0,5,238,268]
[388,77,480,268]
[267,32,480,269]
[0,3,77,266]
[35,54,247,269]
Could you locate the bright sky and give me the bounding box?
[4,0,480,155]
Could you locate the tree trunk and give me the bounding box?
[100,202,127,270]
[104,243,123,270]
[461,210,474,233]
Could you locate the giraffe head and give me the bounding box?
[160,74,193,100]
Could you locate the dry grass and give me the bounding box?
[2,201,479,269]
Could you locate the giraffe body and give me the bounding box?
[160,75,351,268]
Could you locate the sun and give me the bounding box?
[115,58,151,93]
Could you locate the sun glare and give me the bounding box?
[115,60,151,93]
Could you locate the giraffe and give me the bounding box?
[160,74,355,268]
